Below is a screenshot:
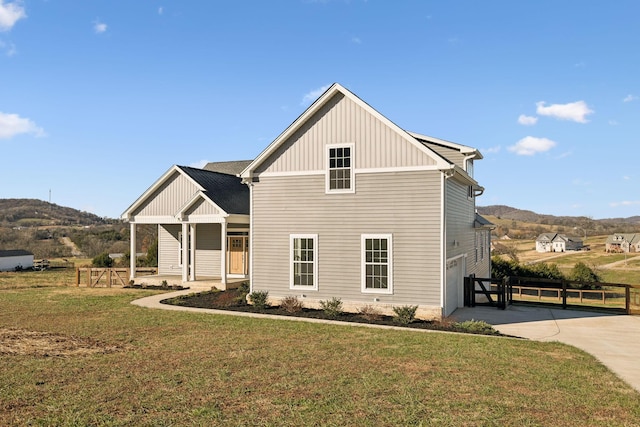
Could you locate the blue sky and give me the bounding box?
[1,0,639,220]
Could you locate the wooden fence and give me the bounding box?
[495,276,640,314]
[75,267,157,288]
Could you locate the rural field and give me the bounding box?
[1,269,640,426]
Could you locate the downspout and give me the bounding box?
[440,165,455,315]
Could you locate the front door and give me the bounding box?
[228,236,248,275]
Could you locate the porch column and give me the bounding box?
[221,222,227,286]
[181,222,189,282]
[189,224,196,282]
[129,222,136,280]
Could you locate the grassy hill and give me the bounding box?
[0,199,154,260]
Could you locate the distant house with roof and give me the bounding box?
[605,234,640,253]
[0,249,34,271]
[535,233,583,253]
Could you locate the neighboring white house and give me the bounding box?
[535,233,583,253]
[123,83,493,318]
[0,249,34,271]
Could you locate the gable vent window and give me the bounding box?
[326,144,355,193]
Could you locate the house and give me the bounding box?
[535,233,556,252]
[239,83,491,318]
[123,83,492,317]
[535,233,583,253]
[0,249,34,272]
[606,234,640,253]
[121,163,251,288]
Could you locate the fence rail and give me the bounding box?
[492,276,640,314]
[75,267,157,288]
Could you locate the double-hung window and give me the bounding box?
[290,234,318,290]
[326,144,355,193]
[361,234,393,294]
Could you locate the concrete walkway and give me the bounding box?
[131,289,640,393]
[451,304,640,393]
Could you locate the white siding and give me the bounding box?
[251,170,442,306]
[194,223,221,277]
[133,171,199,217]
[444,179,490,278]
[158,224,181,275]
[185,198,221,216]
[256,93,437,174]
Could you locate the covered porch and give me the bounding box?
[121,164,252,290]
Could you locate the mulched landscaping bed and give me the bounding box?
[161,288,504,336]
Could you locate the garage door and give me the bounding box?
[444,256,464,316]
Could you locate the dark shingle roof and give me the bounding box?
[474,213,495,229]
[0,249,34,258]
[177,166,249,215]
[203,160,253,176]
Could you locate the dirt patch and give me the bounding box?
[0,328,124,357]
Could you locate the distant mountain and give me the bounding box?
[0,199,114,227]
[477,205,640,233]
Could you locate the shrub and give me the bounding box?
[280,296,304,313]
[92,252,113,268]
[570,262,601,288]
[357,304,383,321]
[454,319,499,335]
[319,297,343,319]
[392,305,418,325]
[248,290,270,309]
[235,282,250,305]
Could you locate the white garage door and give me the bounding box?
[444,256,464,316]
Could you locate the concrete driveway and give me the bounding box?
[451,304,640,393]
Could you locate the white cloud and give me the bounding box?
[301,84,331,105]
[610,200,640,207]
[517,114,538,126]
[0,39,16,56]
[158,7,164,15]
[623,94,638,103]
[189,159,209,169]
[507,136,556,156]
[483,146,501,154]
[623,176,631,181]
[94,20,107,34]
[0,112,45,139]
[0,0,26,32]
[535,100,593,123]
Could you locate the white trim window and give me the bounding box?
[361,234,393,294]
[326,144,355,193]
[290,234,318,290]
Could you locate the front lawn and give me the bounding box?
[1,286,639,426]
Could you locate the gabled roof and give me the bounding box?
[204,160,253,176]
[122,165,249,219]
[409,131,483,160]
[241,83,470,180]
[178,166,249,215]
[606,234,639,244]
[536,233,557,242]
[0,249,33,258]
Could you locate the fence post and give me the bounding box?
[75,268,80,286]
[562,281,567,309]
[626,286,631,314]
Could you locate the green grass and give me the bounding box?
[1,285,639,426]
